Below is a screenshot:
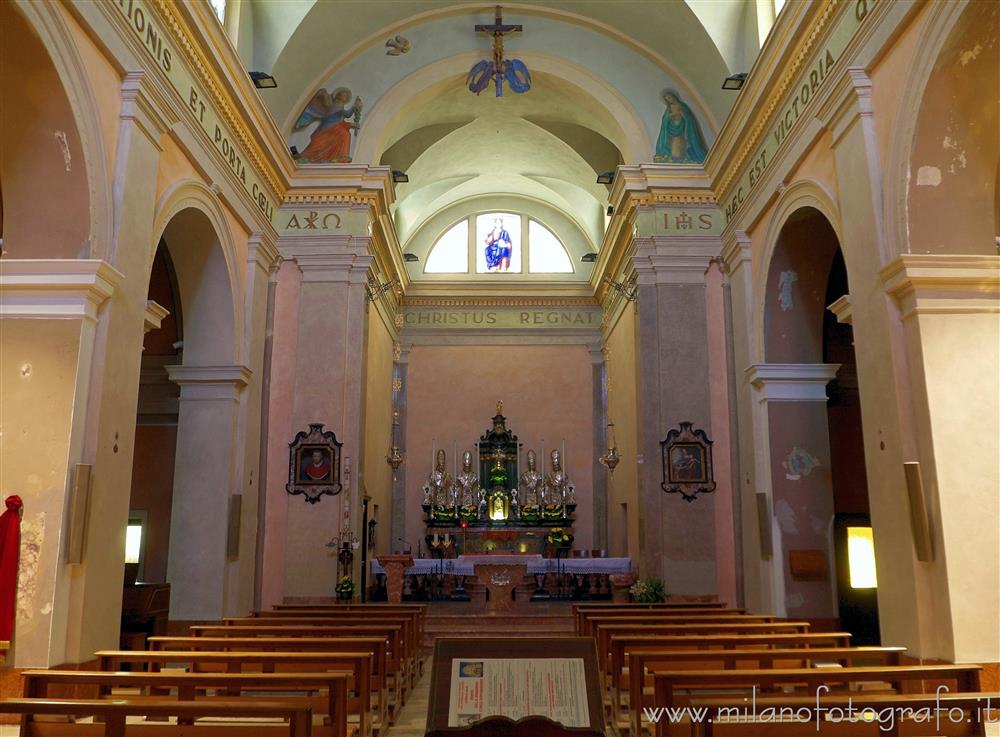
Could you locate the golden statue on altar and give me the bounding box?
[486,446,512,521]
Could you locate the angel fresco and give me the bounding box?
[293,87,363,163]
[654,89,707,165]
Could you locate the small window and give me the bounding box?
[475,213,521,273]
[125,522,143,564]
[528,220,573,273]
[847,526,877,589]
[425,221,469,273]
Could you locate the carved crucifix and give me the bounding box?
[468,5,530,96]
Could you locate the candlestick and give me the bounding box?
[562,439,566,475]
[541,438,545,475]
[453,440,457,478]
[432,437,436,471]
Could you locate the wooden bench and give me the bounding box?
[0,697,313,736]
[572,604,735,634]
[21,670,349,737]
[688,691,1000,737]
[94,650,373,737]
[579,614,776,639]
[650,664,983,737]
[193,622,409,706]
[595,622,813,675]
[620,647,906,737]
[147,636,390,725]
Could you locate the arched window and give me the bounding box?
[425,220,469,273]
[528,220,572,273]
[209,0,226,23]
[475,213,521,273]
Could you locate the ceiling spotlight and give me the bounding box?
[607,205,614,216]
[289,145,300,159]
[722,72,747,90]
[250,71,277,89]
[581,253,598,263]
[403,253,419,262]
[392,170,409,183]
[596,171,615,185]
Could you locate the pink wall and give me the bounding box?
[128,424,177,583]
[405,344,595,551]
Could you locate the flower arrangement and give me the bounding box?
[629,578,667,603]
[520,504,541,522]
[335,576,355,600]
[458,505,479,522]
[546,528,573,547]
[542,502,564,520]
[432,504,456,522]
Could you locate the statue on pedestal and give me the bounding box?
[455,450,481,521]
[543,449,576,506]
[518,450,543,520]
[422,449,455,512]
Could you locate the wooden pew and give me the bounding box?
[0,697,313,736]
[594,622,813,675]
[620,646,906,737]
[266,605,426,661]
[579,614,776,639]
[147,636,389,726]
[572,604,735,634]
[21,670,349,737]
[608,632,854,695]
[195,622,409,705]
[573,606,745,635]
[94,650,373,737]
[650,664,983,737]
[688,690,1000,737]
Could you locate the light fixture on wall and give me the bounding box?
[289,145,300,159]
[722,72,747,90]
[606,205,615,216]
[392,170,409,183]
[403,253,420,263]
[580,253,598,263]
[365,277,398,303]
[599,421,620,475]
[604,275,638,302]
[596,171,615,185]
[250,71,278,89]
[386,410,404,479]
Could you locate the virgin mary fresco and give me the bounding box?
[293,87,363,163]
[654,89,707,164]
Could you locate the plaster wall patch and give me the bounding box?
[17,512,46,623]
[783,447,820,480]
[786,592,806,609]
[775,498,799,535]
[959,44,982,66]
[777,270,797,311]
[916,166,941,186]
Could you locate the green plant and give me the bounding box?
[335,576,355,597]
[546,528,574,546]
[629,578,667,603]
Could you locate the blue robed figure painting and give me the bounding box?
[483,216,513,271]
[654,89,707,164]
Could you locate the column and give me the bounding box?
[746,364,840,619]
[881,256,1000,663]
[590,344,609,551]
[165,365,251,620]
[633,219,721,595]
[390,343,410,551]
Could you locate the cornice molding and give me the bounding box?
[165,363,252,401]
[720,230,753,275]
[402,295,598,308]
[0,259,123,321]
[827,294,853,325]
[120,70,176,145]
[247,231,281,275]
[633,239,720,286]
[143,300,170,334]
[746,363,841,402]
[880,255,1000,319]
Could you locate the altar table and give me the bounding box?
[372,555,632,576]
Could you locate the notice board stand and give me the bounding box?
[425,637,606,737]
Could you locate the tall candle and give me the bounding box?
[431,437,436,471]
[562,439,566,476]
[453,441,457,478]
[540,438,545,475]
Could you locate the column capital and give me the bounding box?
[817,67,874,147]
[143,300,169,334]
[746,363,840,402]
[120,71,176,146]
[247,230,281,275]
[278,236,374,283]
[0,259,122,321]
[720,230,753,275]
[880,254,1000,320]
[632,238,720,285]
[827,294,853,325]
[166,364,252,401]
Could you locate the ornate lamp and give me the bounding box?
[386,411,404,479]
[600,421,620,474]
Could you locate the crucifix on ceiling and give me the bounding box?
[467,5,531,97]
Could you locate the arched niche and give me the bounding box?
[904,1,998,256]
[0,1,92,258]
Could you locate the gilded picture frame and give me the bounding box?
[287,423,343,503]
[660,421,716,502]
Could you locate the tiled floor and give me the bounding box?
[382,658,432,737]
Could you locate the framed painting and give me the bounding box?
[286,423,343,503]
[660,422,716,502]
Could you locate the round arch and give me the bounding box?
[10,0,112,259]
[151,180,242,366]
[351,51,651,165]
[753,179,843,362]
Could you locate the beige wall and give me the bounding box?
[404,344,595,551]
[362,305,396,558]
[604,303,640,561]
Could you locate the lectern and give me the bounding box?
[376,553,413,603]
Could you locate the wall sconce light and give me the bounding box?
[596,171,615,185]
[289,145,300,159]
[580,253,598,263]
[386,410,404,479]
[599,421,620,474]
[604,275,638,302]
[250,71,278,89]
[606,205,615,216]
[392,170,409,183]
[403,253,420,262]
[366,278,398,303]
[722,72,747,90]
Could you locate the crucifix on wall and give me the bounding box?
[467,5,531,96]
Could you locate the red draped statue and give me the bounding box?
[0,495,23,643]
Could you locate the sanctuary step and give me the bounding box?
[421,602,576,650]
